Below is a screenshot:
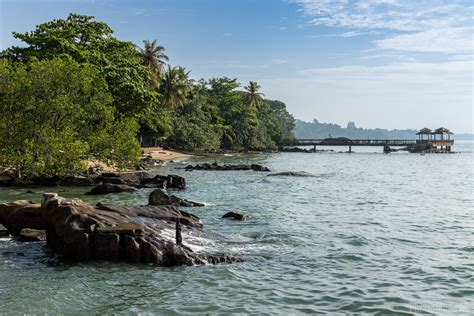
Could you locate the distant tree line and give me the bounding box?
[294,119,419,140]
[0,14,295,177]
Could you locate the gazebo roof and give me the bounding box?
[417,127,432,135]
[433,127,453,134]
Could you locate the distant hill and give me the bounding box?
[294,119,473,140]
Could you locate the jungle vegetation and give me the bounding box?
[0,14,295,177]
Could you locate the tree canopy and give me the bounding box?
[0,13,295,177]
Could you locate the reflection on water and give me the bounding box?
[1,141,473,314]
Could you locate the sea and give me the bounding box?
[0,141,473,315]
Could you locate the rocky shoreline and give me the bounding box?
[0,191,241,266]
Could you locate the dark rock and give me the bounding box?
[222,211,250,221]
[61,175,95,186]
[0,229,9,238]
[124,235,141,263]
[185,163,270,172]
[267,171,317,177]
[15,228,46,242]
[96,222,144,236]
[148,189,205,207]
[0,201,45,236]
[93,232,121,260]
[96,204,203,228]
[101,172,120,178]
[0,193,240,267]
[139,157,164,169]
[140,174,185,190]
[250,164,270,172]
[278,146,315,153]
[176,219,182,246]
[141,178,167,189]
[85,183,137,195]
[206,254,243,264]
[166,174,186,189]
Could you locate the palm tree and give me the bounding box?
[161,65,192,109]
[138,39,169,88]
[244,81,265,108]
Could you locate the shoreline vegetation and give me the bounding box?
[0,13,295,182]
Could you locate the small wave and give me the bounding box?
[198,201,215,207]
[252,178,272,184]
[390,237,419,244]
[459,246,474,252]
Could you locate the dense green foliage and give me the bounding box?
[0,57,141,177]
[0,14,294,177]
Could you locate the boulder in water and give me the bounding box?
[267,171,317,177]
[185,162,270,172]
[0,193,241,266]
[148,189,205,207]
[222,211,250,221]
[0,200,45,236]
[40,193,238,265]
[85,183,137,195]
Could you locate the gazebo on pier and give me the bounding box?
[432,127,453,141]
[415,127,454,153]
[416,128,432,141]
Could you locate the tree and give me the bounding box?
[0,57,141,177]
[1,13,159,118]
[161,65,192,110]
[244,81,265,108]
[138,39,168,89]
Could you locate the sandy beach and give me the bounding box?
[141,147,193,161]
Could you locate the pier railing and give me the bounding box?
[293,139,418,146]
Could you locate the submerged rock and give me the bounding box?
[267,171,317,177]
[185,162,270,172]
[222,212,250,221]
[278,146,315,153]
[148,189,205,207]
[85,183,137,195]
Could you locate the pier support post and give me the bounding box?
[349,145,352,153]
[175,218,182,246]
[313,144,316,152]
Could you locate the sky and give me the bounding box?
[0,0,473,133]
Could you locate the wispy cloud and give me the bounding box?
[222,33,233,37]
[307,30,379,38]
[293,0,474,54]
[375,27,473,53]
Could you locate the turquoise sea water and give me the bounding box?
[1,142,473,314]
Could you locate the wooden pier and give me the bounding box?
[290,127,454,154]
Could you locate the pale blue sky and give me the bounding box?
[1,0,473,132]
